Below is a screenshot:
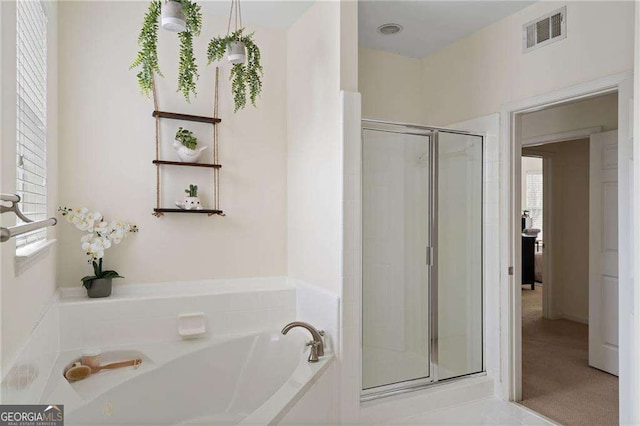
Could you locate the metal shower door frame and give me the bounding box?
[360,119,485,402]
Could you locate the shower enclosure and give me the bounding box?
[361,120,483,399]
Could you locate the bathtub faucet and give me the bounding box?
[281,321,325,363]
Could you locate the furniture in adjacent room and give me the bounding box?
[522,235,536,290]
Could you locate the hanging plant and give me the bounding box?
[207,28,263,112]
[130,0,202,102]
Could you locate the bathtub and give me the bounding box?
[54,330,333,425]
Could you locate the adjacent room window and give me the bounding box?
[15,0,48,249]
[526,170,543,239]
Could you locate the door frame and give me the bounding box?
[499,71,634,414]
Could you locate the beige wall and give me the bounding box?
[340,0,358,93]
[1,1,59,372]
[524,139,590,323]
[359,48,423,123]
[57,2,287,286]
[521,93,618,140]
[286,1,342,294]
[360,2,633,127]
[421,1,633,125]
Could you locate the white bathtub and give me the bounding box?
[56,330,332,425]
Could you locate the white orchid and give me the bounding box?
[59,206,139,289]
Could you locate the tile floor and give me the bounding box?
[390,398,556,425]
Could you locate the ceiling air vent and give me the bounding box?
[523,6,566,53]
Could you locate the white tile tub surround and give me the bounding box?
[291,279,341,424]
[57,276,296,351]
[1,276,340,425]
[294,279,341,355]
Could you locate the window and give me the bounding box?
[526,171,543,240]
[16,0,48,249]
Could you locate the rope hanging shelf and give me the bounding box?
[151,67,225,218]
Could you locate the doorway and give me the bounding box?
[520,135,619,424]
[512,93,621,424]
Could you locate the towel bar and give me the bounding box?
[0,193,57,243]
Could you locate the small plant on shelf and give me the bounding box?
[177,184,203,210]
[172,126,207,162]
[207,28,263,112]
[175,127,197,149]
[130,0,203,102]
[185,184,198,197]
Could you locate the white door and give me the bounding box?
[589,130,619,376]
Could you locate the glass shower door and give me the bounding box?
[435,131,484,380]
[362,128,432,391]
[361,122,484,399]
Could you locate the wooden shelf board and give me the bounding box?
[152,110,221,124]
[153,160,221,169]
[153,208,224,215]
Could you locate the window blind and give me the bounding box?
[16,0,48,249]
[526,171,543,239]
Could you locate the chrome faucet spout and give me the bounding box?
[281,321,325,362]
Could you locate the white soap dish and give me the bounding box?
[178,312,207,339]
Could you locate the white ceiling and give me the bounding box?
[199,1,314,30]
[359,1,535,58]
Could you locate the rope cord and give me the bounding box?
[226,0,243,36]
[152,74,161,211]
[226,0,233,35]
[214,67,220,212]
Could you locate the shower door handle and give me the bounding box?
[426,246,434,266]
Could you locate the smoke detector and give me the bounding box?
[377,23,403,35]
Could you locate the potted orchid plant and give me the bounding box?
[59,207,139,298]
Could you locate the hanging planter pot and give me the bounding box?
[208,29,263,112]
[131,0,202,101]
[227,41,246,65]
[161,0,187,32]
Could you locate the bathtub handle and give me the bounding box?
[306,340,321,362]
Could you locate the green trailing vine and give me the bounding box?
[207,29,263,112]
[131,0,202,102]
[177,0,202,100]
[130,0,162,96]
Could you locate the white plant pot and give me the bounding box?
[161,0,186,32]
[227,41,246,65]
[176,197,203,210]
[172,140,208,163]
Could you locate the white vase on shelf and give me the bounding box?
[176,197,203,210]
[172,141,208,163]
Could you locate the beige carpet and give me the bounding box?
[519,285,618,425]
